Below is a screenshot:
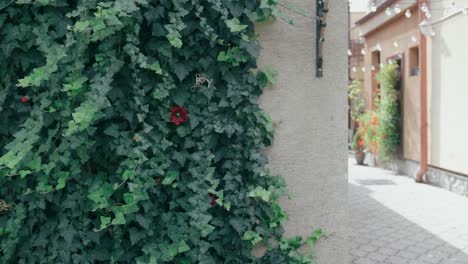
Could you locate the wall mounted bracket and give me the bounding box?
[316,0,329,78]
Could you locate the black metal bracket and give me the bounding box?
[316,0,328,78]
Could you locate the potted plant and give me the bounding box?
[352,132,366,165]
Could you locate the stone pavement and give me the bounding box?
[349,158,468,264]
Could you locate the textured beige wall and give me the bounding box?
[429,1,468,175]
[257,0,348,263]
[361,9,421,161]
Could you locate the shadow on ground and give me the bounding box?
[349,182,468,264]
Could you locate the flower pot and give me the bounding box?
[355,151,366,165]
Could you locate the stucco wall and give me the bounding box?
[361,9,421,161]
[257,0,348,263]
[429,1,468,175]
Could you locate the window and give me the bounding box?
[409,46,419,76]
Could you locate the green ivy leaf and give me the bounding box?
[162,170,179,185]
[100,216,112,229]
[226,18,248,32]
[248,186,271,202]
[111,212,126,225]
[242,230,262,245]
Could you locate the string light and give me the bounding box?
[405,9,412,18]
[394,4,402,14]
[393,41,399,48]
[370,3,377,13]
[386,7,392,16]
[411,35,417,42]
[352,66,357,73]
[371,65,376,71]
[361,67,366,73]
[361,48,366,55]
[421,3,428,13]
[376,43,382,51]
[348,49,353,56]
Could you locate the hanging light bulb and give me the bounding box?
[421,3,428,13]
[411,35,417,42]
[371,65,376,71]
[361,67,366,73]
[352,66,357,73]
[380,63,384,69]
[386,7,392,16]
[348,49,353,56]
[393,41,399,48]
[394,4,402,14]
[370,3,377,13]
[425,11,431,19]
[430,31,436,37]
[376,43,382,51]
[361,48,366,55]
[405,10,412,18]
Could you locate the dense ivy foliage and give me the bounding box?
[0,0,319,263]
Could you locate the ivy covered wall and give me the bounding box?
[0,0,347,263]
[0,0,348,263]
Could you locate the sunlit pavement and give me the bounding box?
[349,158,468,264]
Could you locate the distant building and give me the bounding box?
[349,12,366,81]
[353,0,468,196]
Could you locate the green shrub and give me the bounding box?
[375,63,401,165]
[348,80,365,124]
[0,1,318,263]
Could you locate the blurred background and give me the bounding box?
[347,0,468,196]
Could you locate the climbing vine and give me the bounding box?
[0,0,319,263]
[375,63,401,166]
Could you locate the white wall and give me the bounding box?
[429,1,468,175]
[257,0,348,263]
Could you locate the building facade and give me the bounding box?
[354,0,468,196]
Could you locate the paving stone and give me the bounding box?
[350,249,368,258]
[378,248,398,256]
[367,252,388,262]
[386,255,409,264]
[349,158,468,264]
[353,257,376,264]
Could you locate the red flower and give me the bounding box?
[208,193,217,206]
[20,96,29,103]
[358,139,364,148]
[170,106,188,126]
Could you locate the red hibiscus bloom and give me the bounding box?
[170,106,188,126]
[208,193,217,206]
[20,96,29,103]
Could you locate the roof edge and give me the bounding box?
[355,0,399,25]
